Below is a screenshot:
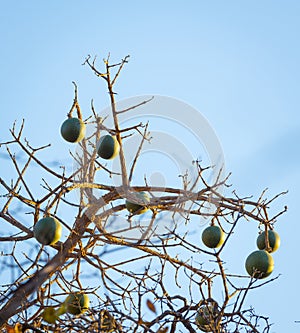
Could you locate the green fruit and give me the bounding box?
[33,217,62,245]
[202,226,225,249]
[257,230,280,253]
[64,293,89,315]
[195,302,218,332]
[245,250,274,279]
[61,118,86,143]
[125,192,150,215]
[42,307,58,324]
[97,135,120,160]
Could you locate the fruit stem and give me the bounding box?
[67,82,83,120]
[105,59,129,189]
[263,223,271,253]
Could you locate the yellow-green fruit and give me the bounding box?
[64,293,89,315]
[202,226,225,249]
[42,307,58,324]
[257,230,280,253]
[245,250,274,279]
[61,118,86,143]
[125,192,150,215]
[97,135,120,160]
[195,303,218,332]
[33,217,62,245]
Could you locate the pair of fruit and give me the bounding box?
[60,117,120,160]
[42,293,89,324]
[61,118,151,211]
[33,195,151,246]
[33,197,150,248]
[245,230,280,279]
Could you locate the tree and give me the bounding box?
[0,55,286,333]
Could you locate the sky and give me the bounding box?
[0,1,299,332]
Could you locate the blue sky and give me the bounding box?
[1,1,299,331]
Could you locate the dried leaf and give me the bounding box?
[146,299,157,314]
[138,319,151,327]
[157,327,168,333]
[14,323,23,333]
[5,323,22,333]
[5,324,15,333]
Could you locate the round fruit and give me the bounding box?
[33,217,62,245]
[257,230,280,253]
[60,117,86,143]
[245,250,274,279]
[202,225,225,249]
[97,135,120,160]
[195,302,218,332]
[42,307,58,324]
[125,192,150,215]
[64,293,89,315]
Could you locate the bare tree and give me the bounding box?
[0,55,286,333]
